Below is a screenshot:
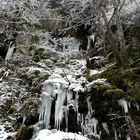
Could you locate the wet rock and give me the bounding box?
[68,106,81,133]
[16,125,34,140]
[24,113,39,126]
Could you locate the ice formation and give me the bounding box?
[5,42,16,61]
[55,86,67,129]
[83,114,100,139]
[102,123,109,135]
[37,53,88,135]
[87,34,96,50]
[118,99,128,114]
[39,73,69,129]
[39,91,53,128]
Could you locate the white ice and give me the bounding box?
[5,43,16,61]
[118,99,128,113]
[39,92,53,128]
[102,123,109,135]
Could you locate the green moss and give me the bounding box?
[32,48,48,62]
[32,55,40,62]
[101,66,121,85]
[84,68,92,81]
[100,64,140,102]
[105,89,125,98]
[121,69,135,80]
[17,73,28,79]
[4,100,12,111]
[131,25,140,40]
[93,83,110,92]
[31,85,41,94]
[35,48,45,55]
[12,59,21,65]
[31,36,39,44]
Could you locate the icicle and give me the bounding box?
[118,99,128,114]
[87,36,91,50]
[87,34,95,50]
[81,114,84,134]
[126,135,131,140]
[55,86,66,129]
[83,115,100,139]
[86,96,92,113]
[102,123,109,134]
[64,106,68,132]
[92,118,98,136]
[65,90,73,132]
[135,103,139,111]
[74,91,80,124]
[39,92,53,128]
[128,102,131,109]
[114,129,118,140]
[5,42,16,62]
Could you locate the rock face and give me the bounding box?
[0,21,140,140]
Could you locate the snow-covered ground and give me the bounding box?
[0,125,15,140]
[32,129,89,140]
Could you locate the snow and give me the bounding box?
[123,0,140,15]
[0,125,7,140]
[89,69,104,76]
[86,78,110,91]
[69,83,84,92]
[106,0,140,21]
[27,67,47,75]
[0,125,15,140]
[31,129,89,140]
[88,78,106,85]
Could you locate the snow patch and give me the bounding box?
[0,125,15,140]
[86,78,110,91]
[31,129,89,140]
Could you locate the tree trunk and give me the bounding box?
[115,9,130,67]
[101,8,129,67]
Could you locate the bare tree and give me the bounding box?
[58,0,138,67]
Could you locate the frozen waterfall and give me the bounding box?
[39,73,69,129]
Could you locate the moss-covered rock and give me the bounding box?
[4,100,12,111]
[31,85,41,94]
[105,88,125,99]
[31,35,39,44]
[32,48,47,62]
[100,64,140,102]
[16,125,34,140]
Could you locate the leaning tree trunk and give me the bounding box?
[115,9,130,67]
[101,8,129,67]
